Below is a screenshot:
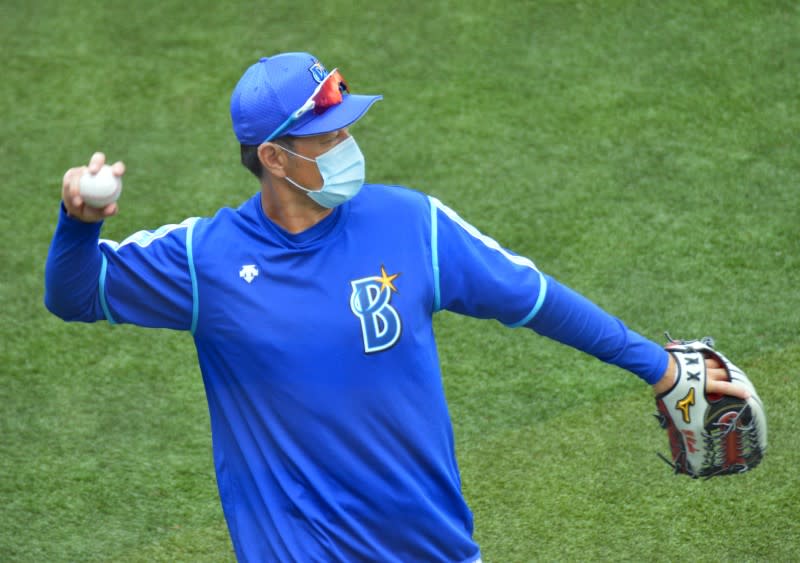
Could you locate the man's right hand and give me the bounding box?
[62,152,125,222]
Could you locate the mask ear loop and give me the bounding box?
[276,143,316,163]
[273,144,320,193]
[284,175,318,194]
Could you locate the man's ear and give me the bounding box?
[258,142,288,178]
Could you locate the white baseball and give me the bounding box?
[79,165,122,208]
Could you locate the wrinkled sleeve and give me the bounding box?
[44,204,197,330]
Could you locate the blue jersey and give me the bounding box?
[45,184,668,561]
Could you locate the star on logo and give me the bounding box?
[377,265,400,293]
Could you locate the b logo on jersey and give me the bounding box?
[350,265,402,354]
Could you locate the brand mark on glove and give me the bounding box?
[676,387,695,423]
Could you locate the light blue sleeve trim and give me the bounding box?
[507,271,548,328]
[99,254,117,325]
[186,218,199,335]
[429,197,441,312]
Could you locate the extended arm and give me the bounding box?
[526,273,744,397]
[430,196,746,398]
[526,276,669,384]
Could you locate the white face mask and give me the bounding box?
[280,136,366,208]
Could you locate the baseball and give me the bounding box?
[79,165,122,208]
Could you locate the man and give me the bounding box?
[45,52,746,562]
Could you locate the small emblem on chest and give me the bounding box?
[239,264,259,283]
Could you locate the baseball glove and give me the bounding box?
[654,336,767,478]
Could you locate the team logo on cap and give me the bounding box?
[309,61,327,84]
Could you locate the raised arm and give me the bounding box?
[44,152,125,321]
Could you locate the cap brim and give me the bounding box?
[286,94,382,138]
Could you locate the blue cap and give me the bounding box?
[230,52,382,145]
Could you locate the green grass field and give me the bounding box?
[2,0,798,561]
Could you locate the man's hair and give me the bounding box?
[239,138,295,180]
[240,144,262,179]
